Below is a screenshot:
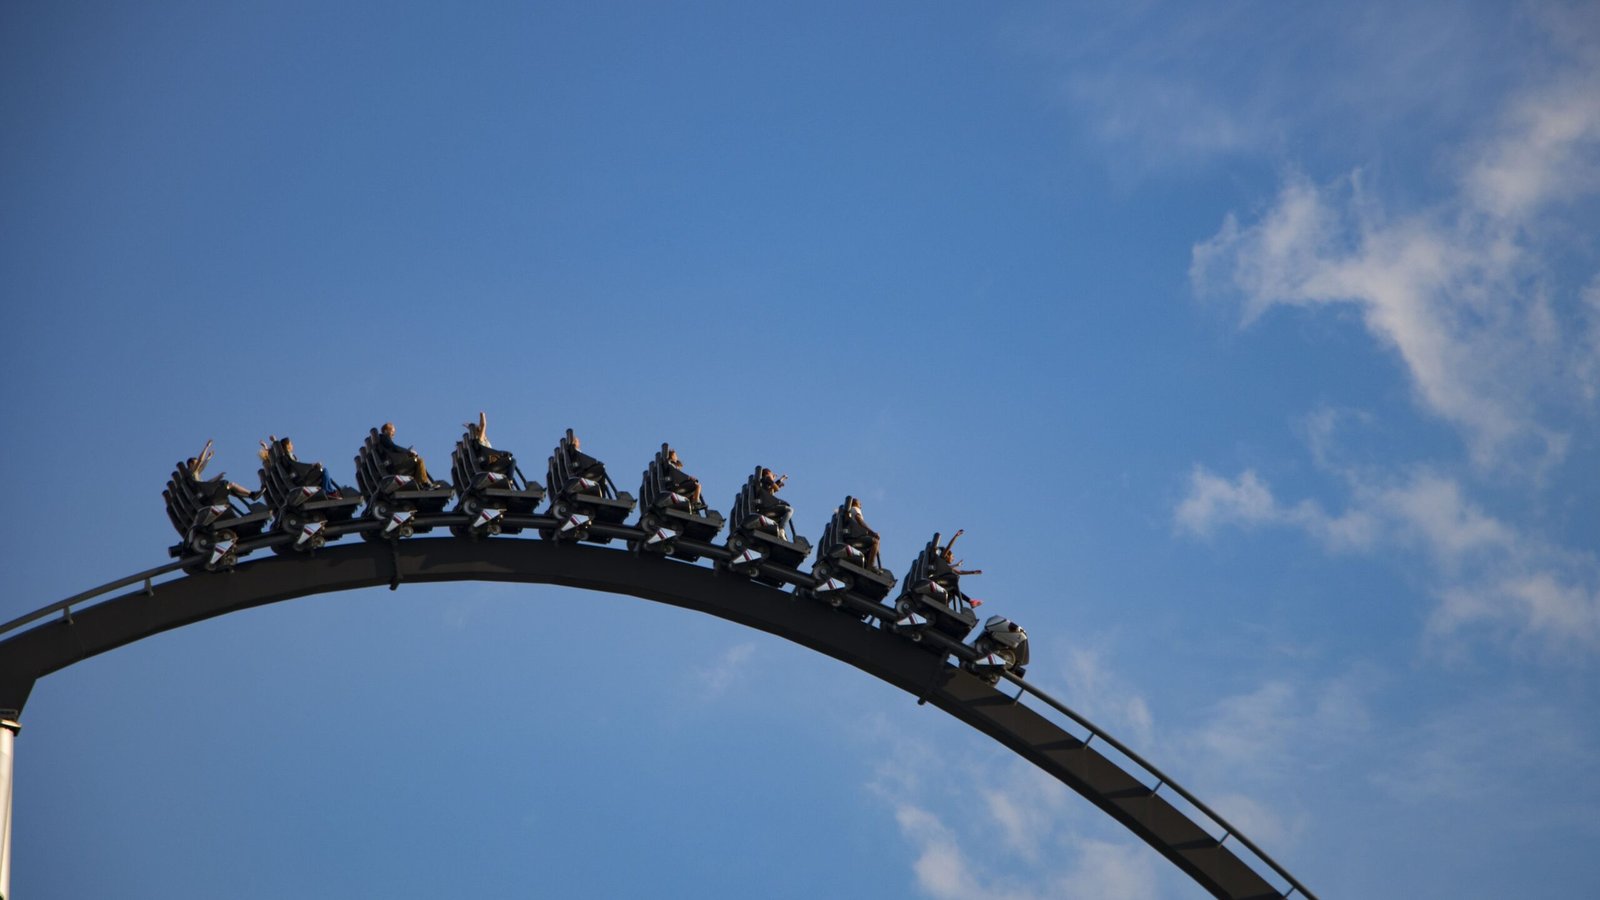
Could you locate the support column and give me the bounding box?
[0,718,18,900]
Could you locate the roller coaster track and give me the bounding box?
[0,515,1317,900]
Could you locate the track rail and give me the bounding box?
[0,535,1314,899]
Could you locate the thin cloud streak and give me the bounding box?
[863,706,1179,899]
[1175,465,1600,654]
[1011,1,1557,175]
[1190,41,1600,469]
[694,642,756,697]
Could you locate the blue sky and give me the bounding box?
[3,2,1597,897]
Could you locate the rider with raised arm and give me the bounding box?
[934,529,983,584]
[189,439,255,500]
[466,411,515,473]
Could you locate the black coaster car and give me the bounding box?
[889,534,978,644]
[448,430,544,537]
[805,496,897,607]
[258,440,361,553]
[966,615,1029,683]
[718,467,812,586]
[163,463,271,571]
[353,428,454,541]
[542,429,635,543]
[631,444,724,560]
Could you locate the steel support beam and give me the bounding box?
[0,718,18,900]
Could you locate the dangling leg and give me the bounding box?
[411,453,434,486]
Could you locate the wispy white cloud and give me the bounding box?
[1190,37,1600,469]
[863,712,1180,899]
[1192,172,1591,469]
[1013,1,1558,175]
[1175,465,1600,654]
[1049,837,1163,900]
[887,778,1170,900]
[861,650,1564,900]
[860,634,1599,898]
[1182,667,1600,885]
[1178,29,1600,643]
[861,634,1362,899]
[1465,65,1600,220]
[1173,467,1278,534]
[1372,684,1599,820]
[1062,70,1266,172]
[1174,465,1378,551]
[895,803,1034,900]
[1188,674,1374,778]
[1056,642,1157,750]
[1579,275,1600,404]
[693,642,756,696]
[864,727,1043,899]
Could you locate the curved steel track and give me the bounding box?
[0,531,1313,899]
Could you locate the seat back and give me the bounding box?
[727,467,764,530]
[638,443,673,508]
[166,459,251,536]
[817,496,853,555]
[897,533,941,599]
[453,429,526,491]
[546,430,573,496]
[257,439,306,508]
[547,428,614,499]
[451,430,481,489]
[353,427,386,499]
[163,464,201,534]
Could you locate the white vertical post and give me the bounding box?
[0,718,18,900]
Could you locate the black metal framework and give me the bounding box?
[0,532,1315,899]
[632,443,725,560]
[352,427,454,541]
[162,463,271,571]
[805,496,896,610]
[721,467,812,586]
[543,429,636,542]
[890,533,979,644]
[448,427,544,537]
[257,438,362,553]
